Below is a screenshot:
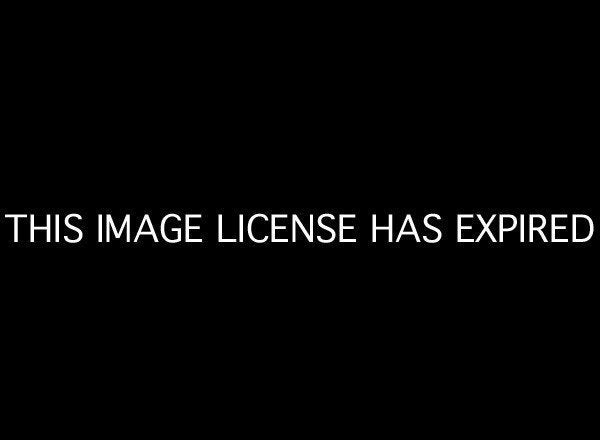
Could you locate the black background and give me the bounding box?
[1,6,597,434]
